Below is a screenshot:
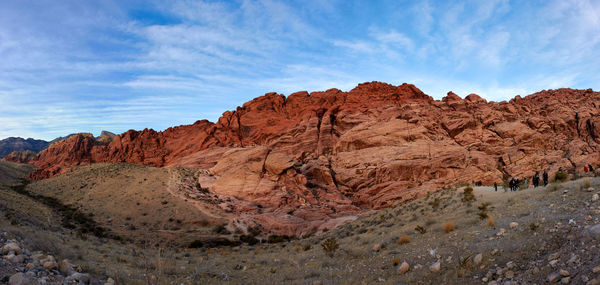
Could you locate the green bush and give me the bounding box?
[555,171,568,182]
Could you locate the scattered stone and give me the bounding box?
[561,277,571,284]
[71,272,90,283]
[59,259,75,275]
[42,261,57,270]
[430,261,441,272]
[398,262,410,274]
[8,273,38,285]
[491,249,499,255]
[548,272,561,283]
[372,243,382,252]
[583,224,600,239]
[505,270,514,279]
[550,260,559,267]
[593,194,599,202]
[496,228,506,236]
[2,242,22,255]
[560,269,570,277]
[549,253,560,261]
[509,222,519,229]
[104,277,115,285]
[474,253,483,265]
[593,266,600,273]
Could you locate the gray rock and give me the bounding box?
[548,272,561,283]
[583,224,600,240]
[71,272,90,284]
[8,273,39,285]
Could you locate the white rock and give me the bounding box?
[593,194,599,202]
[560,269,570,277]
[509,222,519,229]
[398,261,410,274]
[430,261,441,272]
[474,253,483,265]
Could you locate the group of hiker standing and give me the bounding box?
[492,164,597,192]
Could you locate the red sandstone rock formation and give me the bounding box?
[8,82,600,236]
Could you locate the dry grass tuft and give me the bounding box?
[397,235,410,245]
[582,178,591,189]
[487,216,495,228]
[393,257,401,266]
[442,221,455,233]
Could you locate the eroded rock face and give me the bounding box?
[9,82,600,236]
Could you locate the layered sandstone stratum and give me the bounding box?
[6,82,600,236]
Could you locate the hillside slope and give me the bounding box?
[2,166,599,284]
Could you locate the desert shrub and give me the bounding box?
[321,238,339,258]
[303,243,312,251]
[239,235,259,245]
[397,235,410,245]
[268,235,290,243]
[548,183,561,192]
[213,224,230,235]
[555,171,568,182]
[414,225,426,234]
[189,240,204,248]
[429,198,440,210]
[393,257,401,266]
[442,221,455,233]
[462,186,475,202]
[529,222,540,231]
[487,216,495,228]
[477,202,491,220]
[582,178,591,189]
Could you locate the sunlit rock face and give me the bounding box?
[11,82,600,236]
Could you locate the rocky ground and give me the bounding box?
[2,159,600,284]
[0,235,113,285]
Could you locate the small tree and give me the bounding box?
[321,238,339,258]
[462,186,475,202]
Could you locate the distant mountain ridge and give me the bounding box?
[0,131,116,159]
[0,137,49,159]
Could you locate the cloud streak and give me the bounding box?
[1,0,600,140]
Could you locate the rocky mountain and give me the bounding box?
[7,82,600,236]
[0,137,49,159]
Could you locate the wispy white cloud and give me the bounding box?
[1,0,600,140]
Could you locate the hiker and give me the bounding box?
[589,164,594,173]
[543,171,549,186]
[515,178,520,191]
[523,178,528,189]
[509,178,514,191]
[494,182,498,192]
[533,172,540,187]
[584,165,589,173]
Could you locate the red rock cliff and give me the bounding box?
[10,82,600,236]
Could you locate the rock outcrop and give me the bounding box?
[8,82,600,236]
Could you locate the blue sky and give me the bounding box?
[1,0,599,140]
